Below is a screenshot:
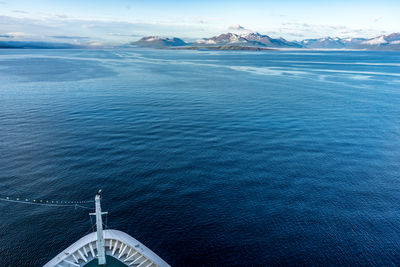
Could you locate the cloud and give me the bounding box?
[228,24,253,34]
[229,24,245,30]
[271,22,384,40]
[0,15,209,43]
[81,23,97,29]
[0,12,389,43]
[12,10,29,14]
[55,14,69,19]
[372,16,382,23]
[50,35,90,40]
[269,31,305,38]
[0,32,28,38]
[107,33,142,37]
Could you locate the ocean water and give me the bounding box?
[0,49,400,266]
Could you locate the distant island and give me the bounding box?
[1,32,399,50]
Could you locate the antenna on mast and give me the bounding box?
[89,190,108,265]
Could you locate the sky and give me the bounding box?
[0,0,399,44]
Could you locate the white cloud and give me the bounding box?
[0,15,210,44]
[229,24,245,30]
[0,32,29,38]
[12,10,29,14]
[228,24,252,34]
[270,22,385,40]
[372,16,382,23]
[0,12,393,43]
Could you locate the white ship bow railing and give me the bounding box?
[44,229,170,267]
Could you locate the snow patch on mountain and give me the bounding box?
[144,36,160,42]
[362,36,388,45]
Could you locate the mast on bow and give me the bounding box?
[89,190,108,265]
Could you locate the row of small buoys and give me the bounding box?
[0,195,93,208]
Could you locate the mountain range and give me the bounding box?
[1,32,399,50]
[192,32,302,48]
[131,36,187,48]
[300,33,400,49]
[132,32,400,50]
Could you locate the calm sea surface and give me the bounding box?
[0,49,400,266]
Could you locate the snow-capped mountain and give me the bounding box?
[341,37,367,45]
[301,33,400,49]
[300,37,351,49]
[195,33,248,45]
[132,36,187,48]
[385,33,400,43]
[362,36,387,45]
[361,33,400,47]
[242,33,301,48]
[195,32,300,48]
[131,32,400,50]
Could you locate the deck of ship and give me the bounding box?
[85,256,128,267]
[44,230,170,267]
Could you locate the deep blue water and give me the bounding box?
[0,49,400,266]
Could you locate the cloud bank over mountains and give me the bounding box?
[0,13,393,46]
[1,0,398,45]
[0,15,210,45]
